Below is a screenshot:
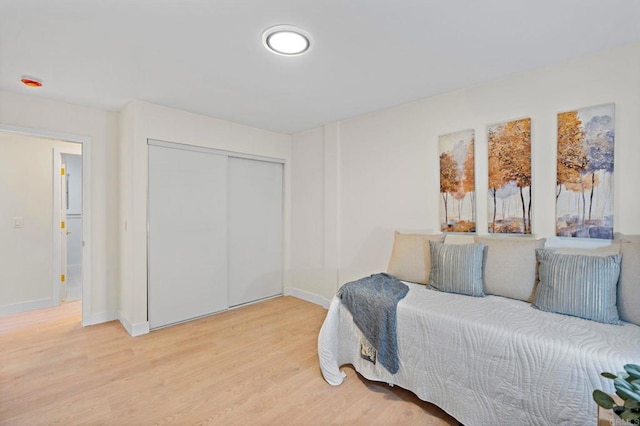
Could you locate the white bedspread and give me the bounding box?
[318,282,640,426]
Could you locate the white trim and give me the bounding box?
[0,124,92,326]
[0,297,57,315]
[81,137,92,327]
[53,149,63,306]
[84,310,119,326]
[284,287,331,309]
[147,139,286,164]
[118,314,150,337]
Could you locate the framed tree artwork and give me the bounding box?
[487,118,532,234]
[556,103,615,239]
[439,129,476,232]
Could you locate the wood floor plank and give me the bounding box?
[0,297,457,425]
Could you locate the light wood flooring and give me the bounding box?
[0,296,457,425]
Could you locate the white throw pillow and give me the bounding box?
[619,240,640,326]
[387,232,445,284]
[475,236,546,302]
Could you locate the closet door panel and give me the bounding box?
[148,145,228,329]
[228,158,283,306]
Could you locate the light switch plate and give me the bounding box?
[13,217,24,228]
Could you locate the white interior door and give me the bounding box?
[148,145,228,329]
[228,157,283,307]
[53,145,82,307]
[62,154,83,301]
[59,157,68,302]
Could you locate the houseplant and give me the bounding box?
[593,363,640,425]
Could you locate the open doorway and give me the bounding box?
[0,126,90,325]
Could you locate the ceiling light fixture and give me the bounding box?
[262,25,310,56]
[21,76,43,87]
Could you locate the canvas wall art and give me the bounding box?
[556,103,615,239]
[487,118,532,234]
[439,129,475,232]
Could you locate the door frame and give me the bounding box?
[0,124,92,326]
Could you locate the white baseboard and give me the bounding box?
[82,310,119,327]
[0,297,56,315]
[118,313,150,337]
[284,287,331,309]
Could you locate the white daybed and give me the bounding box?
[318,233,640,426]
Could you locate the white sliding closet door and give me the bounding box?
[228,157,283,307]
[148,145,228,329]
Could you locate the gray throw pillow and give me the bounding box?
[533,249,621,324]
[428,241,485,297]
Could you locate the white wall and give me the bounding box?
[287,124,342,307]
[290,42,640,303]
[118,101,291,335]
[0,91,120,323]
[0,133,78,312]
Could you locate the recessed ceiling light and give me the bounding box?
[262,25,310,56]
[21,76,43,87]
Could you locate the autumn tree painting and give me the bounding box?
[556,104,614,239]
[487,118,532,234]
[439,130,475,232]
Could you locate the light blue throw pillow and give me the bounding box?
[534,249,621,324]
[428,241,485,297]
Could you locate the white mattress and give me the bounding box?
[318,282,640,426]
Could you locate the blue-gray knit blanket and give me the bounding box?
[336,273,409,374]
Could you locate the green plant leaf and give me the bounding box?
[616,387,640,403]
[594,390,615,409]
[625,364,640,380]
[624,399,640,409]
[616,378,634,391]
[620,410,640,421]
[602,372,618,380]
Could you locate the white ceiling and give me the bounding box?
[2,0,639,134]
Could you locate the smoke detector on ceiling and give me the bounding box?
[21,76,43,87]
